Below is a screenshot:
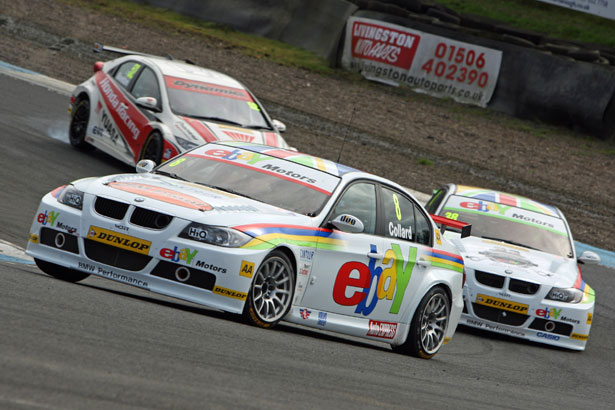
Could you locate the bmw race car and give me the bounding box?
[426,184,600,350]
[26,142,469,359]
[68,44,288,166]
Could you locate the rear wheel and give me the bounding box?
[242,250,295,328]
[69,98,94,151]
[140,131,163,165]
[392,286,450,359]
[34,258,90,283]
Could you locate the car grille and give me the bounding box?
[84,239,151,271]
[94,197,129,220]
[509,278,540,295]
[472,303,528,326]
[150,261,216,290]
[474,270,505,288]
[529,318,573,336]
[130,207,173,229]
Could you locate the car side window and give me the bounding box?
[414,205,432,246]
[114,61,142,89]
[381,187,416,242]
[330,183,376,234]
[425,187,446,214]
[131,67,161,104]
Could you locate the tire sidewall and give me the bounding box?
[69,98,91,148]
[408,286,450,359]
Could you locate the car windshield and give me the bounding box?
[439,195,573,258]
[155,144,340,216]
[164,76,271,129]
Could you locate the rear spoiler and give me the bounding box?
[430,214,471,238]
[92,42,196,64]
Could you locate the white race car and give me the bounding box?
[26,142,468,359]
[426,184,600,350]
[68,44,288,166]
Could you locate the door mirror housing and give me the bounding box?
[330,214,364,233]
[136,96,159,112]
[272,119,286,133]
[136,159,156,173]
[578,250,600,265]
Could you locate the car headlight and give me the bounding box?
[545,287,584,303]
[179,223,251,247]
[57,185,84,210]
[175,135,199,151]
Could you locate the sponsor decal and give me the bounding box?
[215,205,259,212]
[466,319,484,327]
[195,260,227,273]
[475,294,529,314]
[84,262,148,288]
[559,315,580,325]
[350,20,420,69]
[114,224,129,232]
[299,262,311,276]
[535,307,561,320]
[160,246,198,264]
[55,221,78,235]
[340,214,360,227]
[587,313,593,325]
[388,222,412,240]
[98,76,140,140]
[570,333,589,341]
[37,210,59,226]
[101,110,122,143]
[300,308,311,319]
[29,233,39,244]
[108,181,212,211]
[478,247,538,268]
[333,243,416,316]
[318,311,327,326]
[213,286,247,300]
[239,260,254,278]
[87,226,151,255]
[367,320,398,339]
[165,76,252,101]
[300,249,315,261]
[537,332,560,341]
[435,230,442,245]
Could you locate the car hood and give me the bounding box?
[176,117,288,148]
[450,235,578,288]
[75,173,312,228]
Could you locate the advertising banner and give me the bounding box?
[536,0,615,20]
[341,17,503,107]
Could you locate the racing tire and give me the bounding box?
[69,98,94,151]
[242,250,295,329]
[140,131,163,165]
[34,258,90,283]
[392,286,450,359]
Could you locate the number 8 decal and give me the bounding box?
[393,194,402,221]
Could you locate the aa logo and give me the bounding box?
[240,260,255,278]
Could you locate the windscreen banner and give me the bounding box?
[535,0,615,20]
[341,17,502,108]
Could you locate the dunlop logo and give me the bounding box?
[87,226,151,255]
[213,285,247,301]
[475,293,529,314]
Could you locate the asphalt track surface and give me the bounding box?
[1,72,614,410]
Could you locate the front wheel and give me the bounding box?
[242,250,295,328]
[34,258,90,283]
[140,131,163,165]
[69,98,94,151]
[392,286,451,359]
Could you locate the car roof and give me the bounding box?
[137,56,247,89]
[214,142,362,178]
[452,184,560,217]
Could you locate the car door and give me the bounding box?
[94,60,154,162]
[300,181,386,317]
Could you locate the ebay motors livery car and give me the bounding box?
[426,184,600,350]
[26,142,468,359]
[68,48,288,166]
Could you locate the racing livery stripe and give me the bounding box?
[234,224,335,237]
[574,268,595,304]
[425,249,464,273]
[108,181,213,211]
[186,153,332,195]
[95,71,153,161]
[181,116,218,143]
[235,224,346,250]
[264,132,277,146]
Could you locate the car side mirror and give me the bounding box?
[136,159,156,173]
[578,250,600,265]
[330,214,364,233]
[136,96,159,112]
[272,119,286,133]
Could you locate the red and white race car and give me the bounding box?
[68,45,289,165]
